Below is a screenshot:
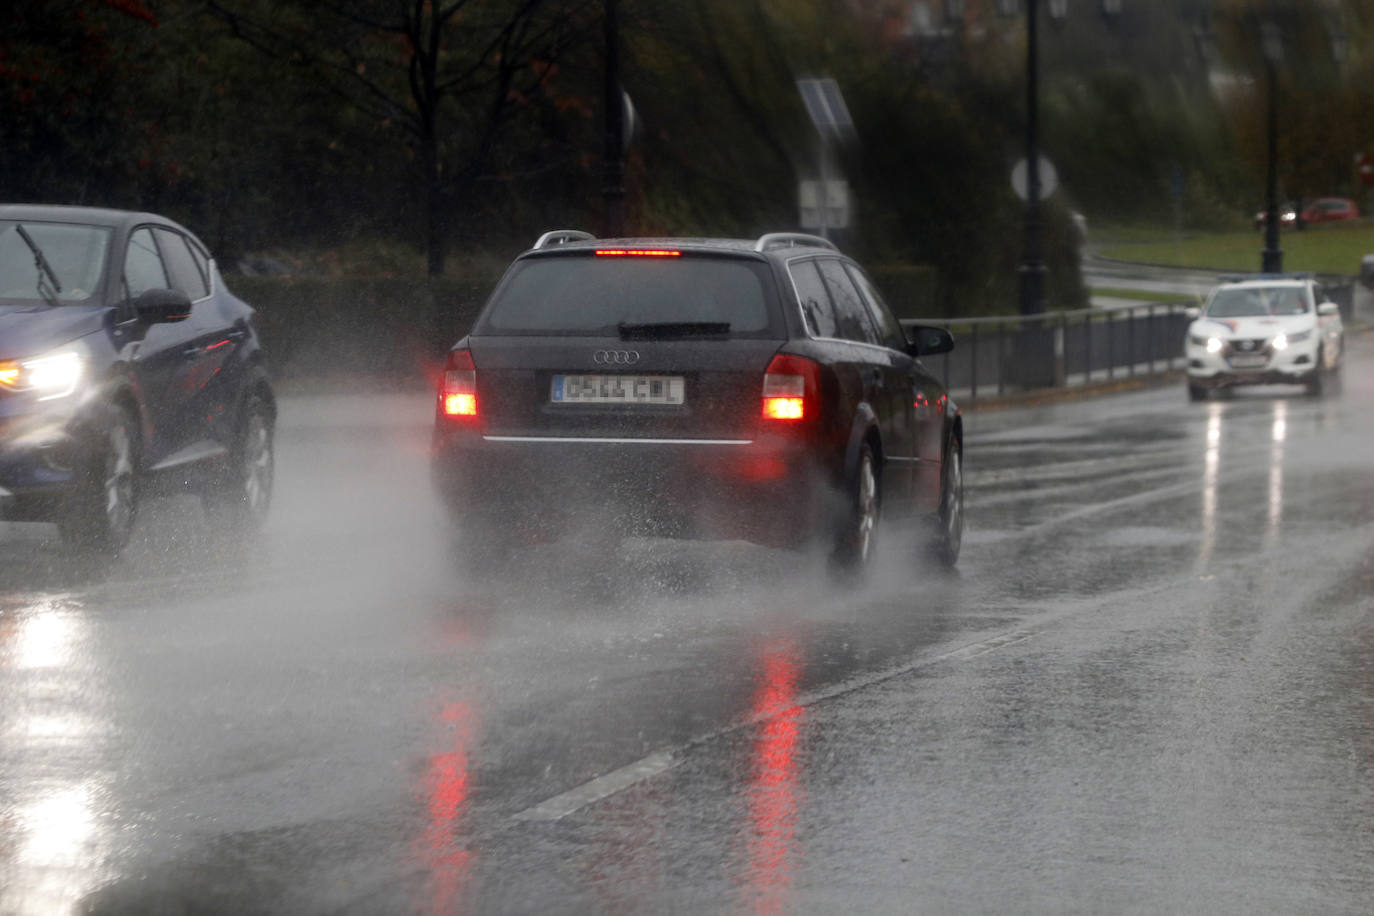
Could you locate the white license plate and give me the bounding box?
[551,374,685,405]
[1229,355,1267,369]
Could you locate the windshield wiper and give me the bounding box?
[14,224,62,308]
[617,321,731,340]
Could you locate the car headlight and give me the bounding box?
[1188,334,1208,347]
[0,349,86,400]
[1284,329,1312,344]
[1271,333,1288,351]
[1206,337,1224,354]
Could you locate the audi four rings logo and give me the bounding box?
[593,349,640,365]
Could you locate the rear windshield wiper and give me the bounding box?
[14,224,62,308]
[617,321,731,340]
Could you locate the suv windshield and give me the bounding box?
[1206,285,1308,318]
[0,221,110,305]
[479,255,777,336]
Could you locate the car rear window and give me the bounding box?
[477,255,780,336]
[1207,286,1309,317]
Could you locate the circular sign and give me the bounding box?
[1011,156,1059,201]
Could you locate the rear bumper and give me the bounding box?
[432,426,832,546]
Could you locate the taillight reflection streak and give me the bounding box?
[740,637,805,914]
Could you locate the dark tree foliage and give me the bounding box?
[0,0,163,207]
[205,0,600,275]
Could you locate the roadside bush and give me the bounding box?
[227,272,499,387]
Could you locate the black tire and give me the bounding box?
[58,404,138,554]
[1187,384,1208,402]
[204,392,274,531]
[929,436,963,567]
[831,442,879,574]
[1305,350,1324,397]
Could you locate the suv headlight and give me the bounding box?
[0,348,86,400]
[1283,329,1313,344]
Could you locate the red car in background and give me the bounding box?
[1254,197,1359,230]
[1299,197,1359,224]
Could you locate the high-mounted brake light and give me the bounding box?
[762,353,819,422]
[594,249,682,257]
[441,349,479,418]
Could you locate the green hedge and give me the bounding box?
[228,262,941,385]
[868,265,939,320]
[226,274,497,386]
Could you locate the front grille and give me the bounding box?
[1226,338,1268,355]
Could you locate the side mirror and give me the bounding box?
[133,288,192,324]
[1317,301,1339,317]
[1185,307,1200,320]
[906,324,955,357]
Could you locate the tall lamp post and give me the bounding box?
[1009,0,1121,315]
[1260,21,1283,273]
[1018,0,1047,315]
[602,0,626,239]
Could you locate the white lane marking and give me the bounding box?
[509,625,1046,823]
[511,752,677,823]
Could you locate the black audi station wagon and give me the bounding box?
[0,205,275,553]
[431,230,962,574]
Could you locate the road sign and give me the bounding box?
[796,78,855,141]
[1356,151,1374,187]
[1011,156,1058,200]
[799,180,850,230]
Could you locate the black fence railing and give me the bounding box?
[902,303,1194,402]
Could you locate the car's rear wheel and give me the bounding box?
[204,393,274,532]
[1305,350,1325,397]
[929,436,963,567]
[1187,383,1208,402]
[59,405,138,554]
[831,442,879,574]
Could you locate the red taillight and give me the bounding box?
[441,349,479,419]
[762,354,819,422]
[594,249,682,257]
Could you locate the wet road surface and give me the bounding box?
[2,339,1372,914]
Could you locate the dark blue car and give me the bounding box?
[0,205,275,552]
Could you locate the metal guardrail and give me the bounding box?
[902,303,1194,402]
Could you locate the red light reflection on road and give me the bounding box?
[743,638,805,914]
[418,699,477,916]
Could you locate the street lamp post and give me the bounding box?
[1260,21,1283,273]
[1012,0,1122,315]
[602,0,626,239]
[1019,0,1047,315]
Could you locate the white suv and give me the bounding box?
[1184,276,1343,400]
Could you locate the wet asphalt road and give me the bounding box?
[2,339,1373,915]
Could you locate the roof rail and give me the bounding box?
[533,229,595,249]
[1219,272,1314,283]
[754,232,837,252]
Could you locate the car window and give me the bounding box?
[186,236,212,290]
[788,259,839,339]
[480,255,777,335]
[124,227,169,299]
[1207,286,1308,318]
[817,258,879,345]
[845,264,907,351]
[154,227,209,300]
[0,221,110,304]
